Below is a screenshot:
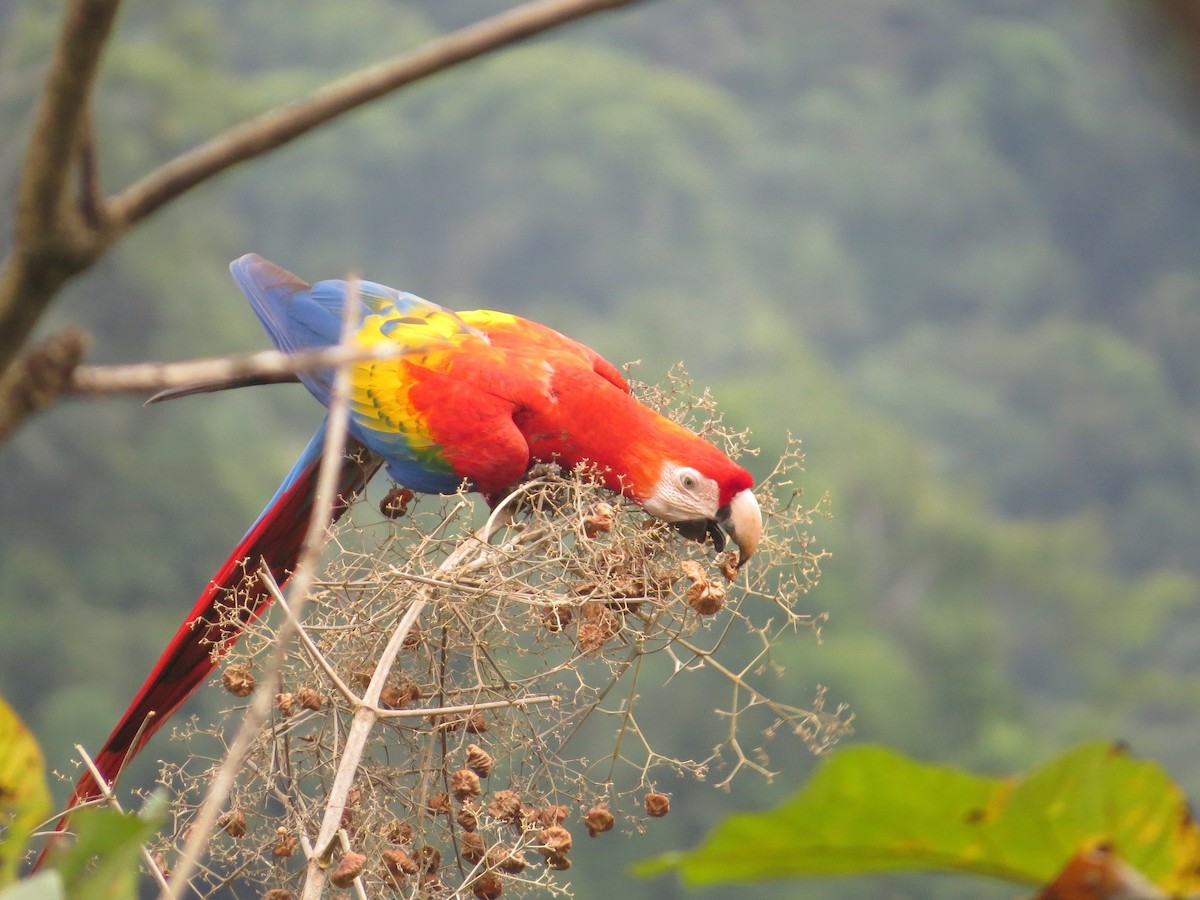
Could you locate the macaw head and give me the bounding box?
[641,456,763,568]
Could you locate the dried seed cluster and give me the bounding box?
[152,380,844,900]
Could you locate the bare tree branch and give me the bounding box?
[0,0,643,440]
[66,340,416,398]
[108,0,641,230]
[0,328,90,443]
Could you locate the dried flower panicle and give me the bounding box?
[151,377,843,900]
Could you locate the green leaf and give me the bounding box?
[0,697,51,885]
[51,794,166,900]
[0,871,64,900]
[637,742,1200,893]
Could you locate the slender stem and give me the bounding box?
[163,277,363,899]
[107,0,640,230]
[73,744,171,894]
[68,341,409,397]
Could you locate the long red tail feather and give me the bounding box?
[36,438,381,866]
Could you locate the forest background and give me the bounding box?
[3,1,1200,897]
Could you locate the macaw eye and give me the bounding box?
[678,469,700,491]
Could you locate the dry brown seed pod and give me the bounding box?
[644,792,671,818]
[451,768,482,801]
[380,486,415,519]
[472,872,504,900]
[539,823,573,868]
[425,793,452,816]
[459,830,487,864]
[539,805,570,826]
[222,664,255,698]
[465,744,494,778]
[275,692,295,717]
[465,712,488,734]
[382,848,419,878]
[685,580,726,615]
[152,852,170,878]
[262,890,293,900]
[488,846,527,874]
[349,664,374,690]
[330,851,366,888]
[542,605,573,632]
[296,686,323,711]
[272,826,297,858]
[218,810,247,838]
[487,790,523,824]
[583,501,615,538]
[384,818,413,845]
[679,559,706,582]
[456,802,480,832]
[415,844,442,872]
[720,551,740,582]
[584,803,615,837]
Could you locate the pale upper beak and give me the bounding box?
[718,488,762,568]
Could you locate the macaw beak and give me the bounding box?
[718,488,762,568]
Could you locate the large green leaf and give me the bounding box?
[0,697,51,885]
[638,742,1200,894]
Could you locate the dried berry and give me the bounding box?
[272,826,297,858]
[275,692,295,717]
[644,792,670,818]
[222,664,255,697]
[583,502,615,538]
[414,844,441,872]
[456,802,480,832]
[384,818,413,845]
[472,872,504,900]
[719,551,740,582]
[542,605,572,632]
[451,768,482,801]
[685,580,726,615]
[465,712,488,734]
[382,848,419,881]
[380,683,421,710]
[460,830,486,864]
[349,665,374,690]
[218,810,247,838]
[487,790,523,824]
[488,846,527,874]
[584,803,615,837]
[296,686,323,710]
[465,744,494,778]
[380,486,415,519]
[539,824,573,869]
[330,851,366,888]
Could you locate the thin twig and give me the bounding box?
[106,0,641,229]
[73,744,171,894]
[300,519,505,898]
[375,693,560,720]
[261,563,360,705]
[163,276,363,900]
[68,340,411,397]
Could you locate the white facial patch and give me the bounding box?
[643,462,721,522]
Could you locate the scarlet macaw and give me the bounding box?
[54,254,762,837]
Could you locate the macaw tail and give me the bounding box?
[38,425,381,865]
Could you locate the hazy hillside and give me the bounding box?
[2,2,1199,897]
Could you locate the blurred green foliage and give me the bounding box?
[2,1,1199,896]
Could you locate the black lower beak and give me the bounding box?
[671,519,726,553]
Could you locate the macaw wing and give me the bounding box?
[230,253,482,406]
[459,309,629,395]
